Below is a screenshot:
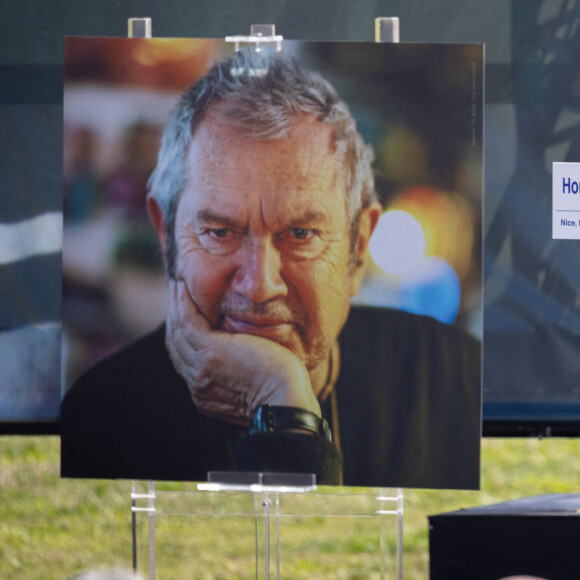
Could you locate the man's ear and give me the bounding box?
[350,201,382,297]
[146,194,168,265]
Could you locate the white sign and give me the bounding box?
[553,162,580,240]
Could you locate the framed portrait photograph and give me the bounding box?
[60,37,483,489]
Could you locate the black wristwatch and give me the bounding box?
[249,405,332,442]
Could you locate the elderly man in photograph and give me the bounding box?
[61,51,481,488]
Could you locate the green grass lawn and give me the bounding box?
[1,436,580,579]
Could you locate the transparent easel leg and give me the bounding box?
[131,482,137,573]
[148,481,156,580]
[275,492,281,580]
[397,488,404,580]
[130,481,156,579]
[379,498,385,579]
[264,493,270,578]
[378,488,388,580]
[254,492,263,579]
[377,487,404,579]
[253,491,280,580]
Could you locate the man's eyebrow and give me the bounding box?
[195,210,240,228]
[194,208,332,229]
[287,209,331,226]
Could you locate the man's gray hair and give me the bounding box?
[148,51,378,276]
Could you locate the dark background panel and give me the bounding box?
[1,0,579,433]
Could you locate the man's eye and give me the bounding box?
[208,228,231,239]
[292,228,313,240]
[198,227,240,255]
[277,228,322,258]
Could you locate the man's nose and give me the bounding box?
[232,239,287,303]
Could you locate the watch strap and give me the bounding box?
[249,405,332,442]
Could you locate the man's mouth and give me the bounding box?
[221,314,296,340]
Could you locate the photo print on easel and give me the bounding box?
[61,37,483,489]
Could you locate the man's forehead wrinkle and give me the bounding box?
[186,152,336,198]
[184,116,241,184]
[181,110,347,233]
[262,200,333,230]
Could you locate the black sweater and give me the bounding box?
[61,306,481,489]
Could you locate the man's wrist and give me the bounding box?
[249,405,332,442]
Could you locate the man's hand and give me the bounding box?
[165,280,322,425]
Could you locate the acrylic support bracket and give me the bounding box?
[126,19,398,44]
[225,24,283,52]
[375,17,400,42]
[198,471,317,493]
[128,18,152,38]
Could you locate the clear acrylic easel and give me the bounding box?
[131,478,404,580]
[127,16,403,580]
